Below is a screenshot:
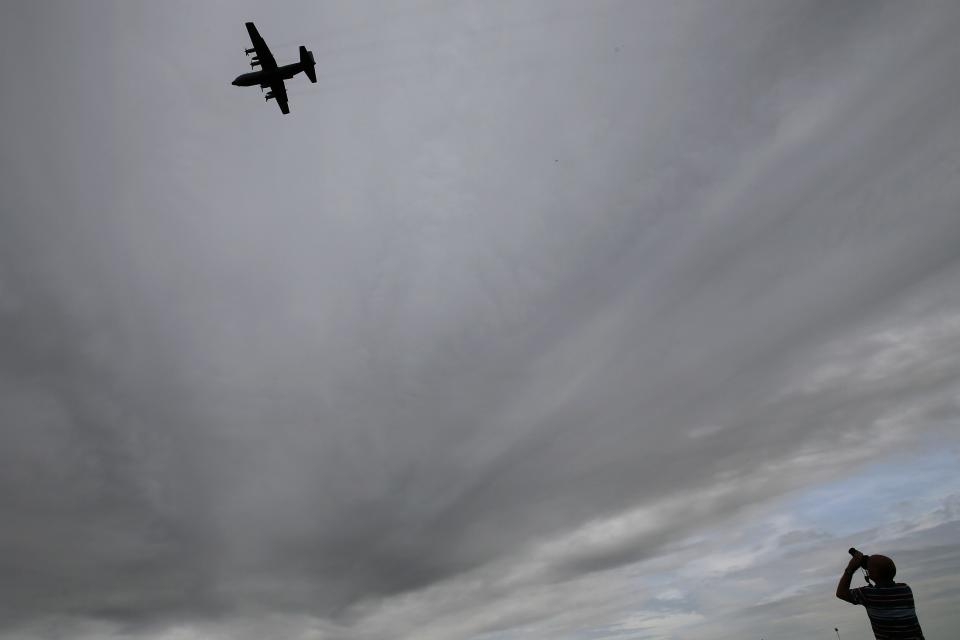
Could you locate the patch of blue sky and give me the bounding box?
[772,445,960,537]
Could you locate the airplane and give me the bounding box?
[231,22,316,114]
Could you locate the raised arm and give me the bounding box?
[836,552,862,603]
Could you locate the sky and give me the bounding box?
[1,1,959,638]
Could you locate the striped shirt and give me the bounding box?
[849,583,925,640]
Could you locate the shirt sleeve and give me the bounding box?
[848,587,865,605]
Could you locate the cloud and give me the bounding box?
[2,1,960,638]
[778,529,833,547]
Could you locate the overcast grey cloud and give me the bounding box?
[2,1,960,638]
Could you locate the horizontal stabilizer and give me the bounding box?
[299,46,317,83]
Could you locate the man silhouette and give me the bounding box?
[836,551,925,639]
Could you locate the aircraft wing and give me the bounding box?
[269,79,290,114]
[245,21,277,69]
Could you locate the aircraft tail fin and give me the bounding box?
[299,46,317,83]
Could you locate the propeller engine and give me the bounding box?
[264,91,275,101]
[245,47,256,55]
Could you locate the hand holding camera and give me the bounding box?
[847,547,869,572]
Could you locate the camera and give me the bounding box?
[848,547,870,570]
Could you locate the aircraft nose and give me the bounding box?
[231,77,240,86]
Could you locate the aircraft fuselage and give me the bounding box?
[232,63,305,87]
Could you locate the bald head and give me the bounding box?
[868,554,897,584]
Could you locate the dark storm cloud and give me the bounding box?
[2,1,960,638]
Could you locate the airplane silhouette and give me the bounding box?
[232,22,316,114]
